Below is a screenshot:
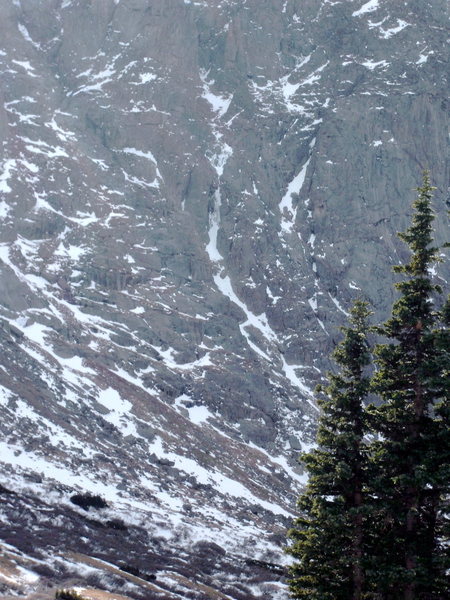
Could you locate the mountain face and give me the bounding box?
[0,0,448,598]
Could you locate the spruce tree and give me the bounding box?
[287,300,372,600]
[368,172,449,600]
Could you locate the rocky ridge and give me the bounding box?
[0,0,448,598]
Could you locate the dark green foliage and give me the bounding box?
[106,517,128,531]
[119,562,141,577]
[287,300,373,600]
[70,492,108,511]
[0,483,16,495]
[118,562,157,582]
[244,558,286,576]
[55,590,89,600]
[368,173,449,599]
[288,173,449,600]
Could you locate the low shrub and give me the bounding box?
[69,492,108,511]
[55,590,89,600]
[119,562,140,577]
[106,518,127,531]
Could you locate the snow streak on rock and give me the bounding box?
[352,0,379,17]
[280,158,311,233]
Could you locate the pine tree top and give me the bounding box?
[333,300,372,378]
[394,171,440,278]
[378,172,442,338]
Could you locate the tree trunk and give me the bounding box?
[405,502,417,600]
[403,344,424,600]
[352,493,363,600]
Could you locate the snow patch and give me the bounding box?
[146,437,294,517]
[174,396,214,425]
[206,189,223,262]
[186,405,213,425]
[96,387,137,436]
[18,23,39,48]
[0,159,16,193]
[208,132,233,178]
[300,62,329,86]
[12,59,38,77]
[361,59,389,70]
[55,243,87,261]
[20,136,69,159]
[122,146,158,164]
[280,356,317,410]
[380,19,409,38]
[0,201,9,218]
[279,157,311,233]
[123,170,159,189]
[0,385,12,406]
[352,0,379,17]
[416,52,432,65]
[328,293,349,316]
[200,69,232,118]
[214,273,276,345]
[134,72,157,84]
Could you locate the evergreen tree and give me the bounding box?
[287,300,373,600]
[368,172,449,599]
[288,173,449,600]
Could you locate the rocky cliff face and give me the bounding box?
[0,0,448,598]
